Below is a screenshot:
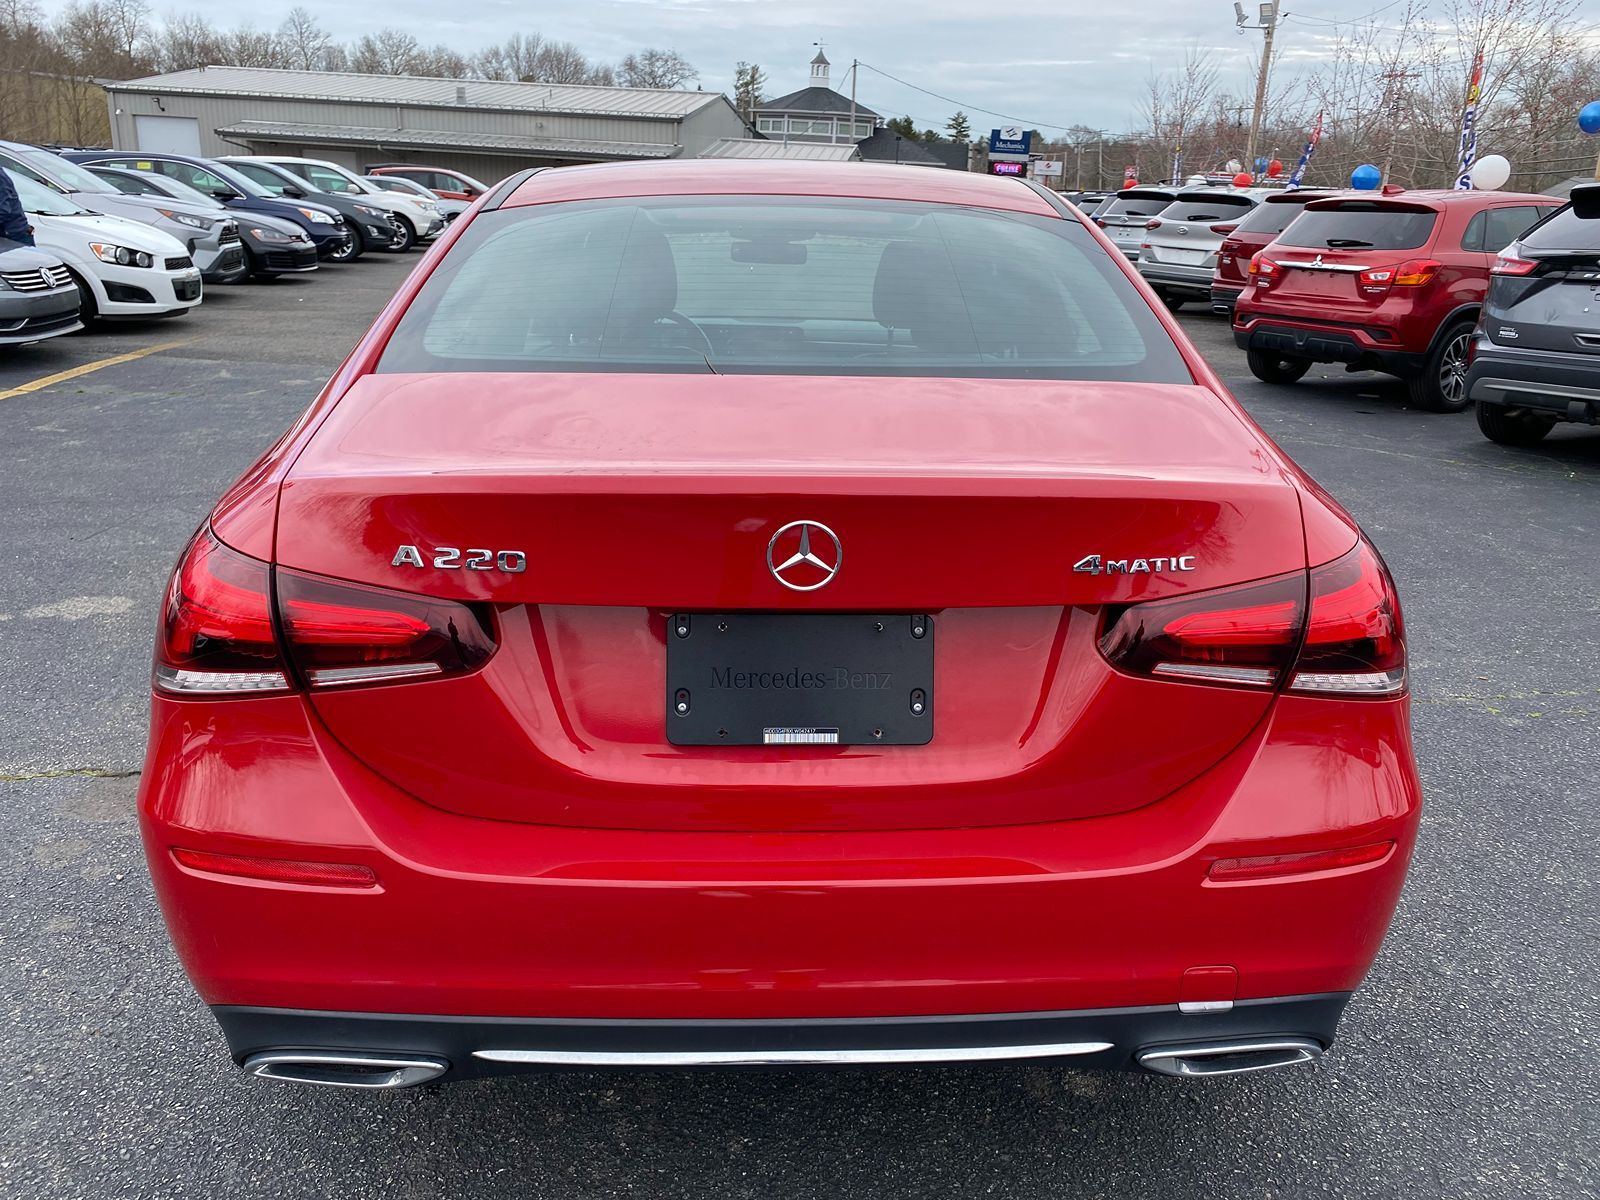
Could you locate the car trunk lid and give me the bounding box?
[274,372,1310,832]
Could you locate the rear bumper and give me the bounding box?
[1468,343,1600,424]
[1137,262,1214,296]
[140,688,1422,1032]
[1210,285,1241,316]
[216,993,1350,1083]
[1233,316,1426,375]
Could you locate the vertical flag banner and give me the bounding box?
[1171,145,1183,183]
[1285,111,1323,190]
[1454,52,1484,189]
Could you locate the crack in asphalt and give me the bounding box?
[0,767,142,782]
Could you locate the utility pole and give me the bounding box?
[1097,129,1105,191]
[850,59,858,142]
[1235,1,1285,180]
[1377,66,1420,186]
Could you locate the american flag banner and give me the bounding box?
[1171,146,1183,183]
[1453,53,1485,189]
[1284,112,1324,190]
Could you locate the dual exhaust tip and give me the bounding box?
[244,1038,1323,1090]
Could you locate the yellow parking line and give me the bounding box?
[0,339,193,402]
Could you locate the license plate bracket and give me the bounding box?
[666,613,933,746]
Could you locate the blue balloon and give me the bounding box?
[1580,100,1600,136]
[1351,163,1383,190]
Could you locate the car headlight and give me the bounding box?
[156,209,210,230]
[296,207,336,225]
[353,204,384,219]
[247,226,295,244]
[90,243,154,268]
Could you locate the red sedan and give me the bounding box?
[140,160,1421,1090]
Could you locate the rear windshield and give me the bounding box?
[1100,192,1174,219]
[1235,199,1318,236]
[1278,205,1437,250]
[1520,204,1600,252]
[1159,195,1256,223]
[376,197,1191,382]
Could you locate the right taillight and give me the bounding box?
[1289,541,1406,696]
[1248,254,1280,286]
[1098,539,1406,698]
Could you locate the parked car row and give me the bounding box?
[0,142,477,351]
[1086,178,1594,439]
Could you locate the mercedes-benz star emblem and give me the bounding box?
[767,520,842,592]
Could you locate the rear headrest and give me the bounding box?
[872,241,972,348]
[609,228,678,325]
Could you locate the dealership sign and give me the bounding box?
[988,127,1032,156]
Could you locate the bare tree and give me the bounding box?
[617,47,696,89]
[348,28,418,75]
[277,6,330,71]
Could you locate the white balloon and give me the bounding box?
[1472,154,1511,190]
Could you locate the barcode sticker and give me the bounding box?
[763,727,840,745]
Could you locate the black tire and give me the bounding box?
[1246,348,1312,384]
[67,269,98,327]
[1160,293,1187,312]
[1408,318,1475,412]
[1475,401,1557,446]
[386,217,416,253]
[327,221,362,262]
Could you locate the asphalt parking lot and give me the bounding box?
[2,256,1596,1200]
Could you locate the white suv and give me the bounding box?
[1136,188,1275,310]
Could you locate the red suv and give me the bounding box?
[1210,190,1337,315]
[1233,190,1561,410]
[367,164,489,203]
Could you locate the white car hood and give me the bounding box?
[33,211,191,256]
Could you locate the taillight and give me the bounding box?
[1209,222,1239,235]
[1249,255,1280,287]
[1290,541,1406,695]
[276,569,495,688]
[1098,539,1406,698]
[1099,572,1306,689]
[1093,217,1107,228]
[1392,258,1440,286]
[1492,252,1537,276]
[1145,218,1163,230]
[155,528,290,694]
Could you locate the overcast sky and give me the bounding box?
[37,0,1600,132]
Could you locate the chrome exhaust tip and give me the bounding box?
[1136,1038,1322,1078]
[242,1051,448,1090]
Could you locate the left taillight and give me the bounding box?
[156,528,291,695]
[155,526,497,696]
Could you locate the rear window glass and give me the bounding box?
[1160,196,1256,223]
[1278,205,1437,250]
[1100,193,1174,219]
[376,197,1191,382]
[1235,199,1317,236]
[1520,204,1600,252]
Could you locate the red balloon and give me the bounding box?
[1124,178,1138,187]
[1232,172,1253,187]
[1267,159,1284,177]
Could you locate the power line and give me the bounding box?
[853,61,1079,134]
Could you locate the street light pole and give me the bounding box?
[1239,1,1285,180]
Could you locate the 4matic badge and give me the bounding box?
[1073,553,1197,576]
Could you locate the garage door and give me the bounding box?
[133,115,202,155]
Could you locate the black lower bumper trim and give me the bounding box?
[213,993,1350,1080]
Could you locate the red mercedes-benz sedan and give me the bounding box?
[139,161,1421,1090]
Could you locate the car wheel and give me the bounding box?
[1160,294,1187,312]
[1408,319,1475,413]
[387,217,416,253]
[328,221,361,262]
[1246,349,1312,384]
[67,269,99,327]
[1475,401,1557,446]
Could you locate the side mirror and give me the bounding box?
[462,185,481,197]
[281,185,306,198]
[210,188,240,201]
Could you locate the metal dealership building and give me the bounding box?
[101,66,751,180]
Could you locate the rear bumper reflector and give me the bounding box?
[172,848,378,888]
[1208,840,1394,883]
[155,665,289,694]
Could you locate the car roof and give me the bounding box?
[500,160,1061,216]
[1304,189,1560,212]
[1261,189,1342,204]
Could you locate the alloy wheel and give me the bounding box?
[1439,333,1469,406]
